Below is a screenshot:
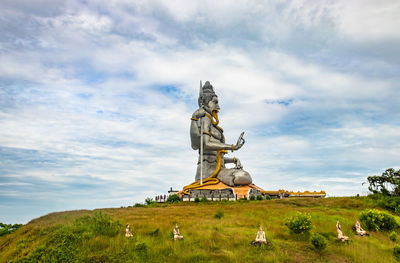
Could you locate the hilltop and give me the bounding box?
[0,197,398,262]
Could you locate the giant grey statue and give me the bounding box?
[190,81,252,186]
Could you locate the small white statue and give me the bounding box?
[336,221,349,242]
[173,224,184,240]
[355,220,368,236]
[251,225,268,246]
[125,224,133,237]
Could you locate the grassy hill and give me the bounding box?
[0,197,398,262]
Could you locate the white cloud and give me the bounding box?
[1,0,399,223]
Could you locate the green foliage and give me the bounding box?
[194,197,200,202]
[265,195,271,200]
[285,212,312,234]
[4,197,400,263]
[75,212,122,237]
[359,209,398,231]
[214,210,224,219]
[368,168,400,196]
[311,233,327,251]
[369,193,400,214]
[200,196,208,202]
[134,203,146,207]
[390,231,398,242]
[394,245,400,261]
[249,195,255,200]
[168,230,174,239]
[256,195,263,200]
[167,194,181,203]
[0,223,22,237]
[11,213,122,262]
[145,197,155,205]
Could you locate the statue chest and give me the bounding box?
[210,125,224,143]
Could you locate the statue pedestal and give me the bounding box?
[179,182,264,201]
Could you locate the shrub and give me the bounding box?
[311,233,327,251]
[214,211,224,219]
[249,195,255,200]
[134,203,145,207]
[0,223,23,237]
[200,196,208,202]
[15,213,122,262]
[145,197,155,205]
[75,212,122,237]
[285,212,312,234]
[394,245,400,261]
[194,197,200,202]
[359,209,398,231]
[390,231,398,242]
[256,195,263,200]
[167,194,181,203]
[265,195,271,200]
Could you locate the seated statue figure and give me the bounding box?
[251,226,268,246]
[189,81,252,187]
[173,224,183,240]
[336,221,349,243]
[125,224,133,237]
[355,220,368,236]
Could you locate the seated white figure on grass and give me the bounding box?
[251,226,269,246]
[336,221,349,242]
[354,220,369,236]
[173,224,183,240]
[125,224,133,237]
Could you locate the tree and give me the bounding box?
[367,168,400,196]
[0,223,23,237]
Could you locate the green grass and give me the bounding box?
[1,197,399,262]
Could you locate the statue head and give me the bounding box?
[259,225,263,231]
[198,81,219,114]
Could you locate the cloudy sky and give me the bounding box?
[1,0,399,223]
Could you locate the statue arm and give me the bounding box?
[202,118,235,151]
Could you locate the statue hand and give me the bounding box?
[235,159,243,169]
[192,108,206,119]
[234,132,245,150]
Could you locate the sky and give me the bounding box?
[1,0,399,224]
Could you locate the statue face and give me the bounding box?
[206,96,220,113]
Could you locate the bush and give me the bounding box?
[390,231,398,242]
[369,193,400,214]
[311,233,327,251]
[145,197,155,205]
[394,245,400,261]
[15,213,122,262]
[134,203,145,207]
[285,212,312,234]
[0,223,23,237]
[265,195,271,200]
[249,195,256,200]
[75,212,122,237]
[200,196,208,202]
[256,195,263,200]
[359,209,398,231]
[214,211,224,219]
[166,194,181,203]
[194,197,200,202]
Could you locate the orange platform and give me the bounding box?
[179,181,264,198]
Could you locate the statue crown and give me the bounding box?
[198,81,216,107]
